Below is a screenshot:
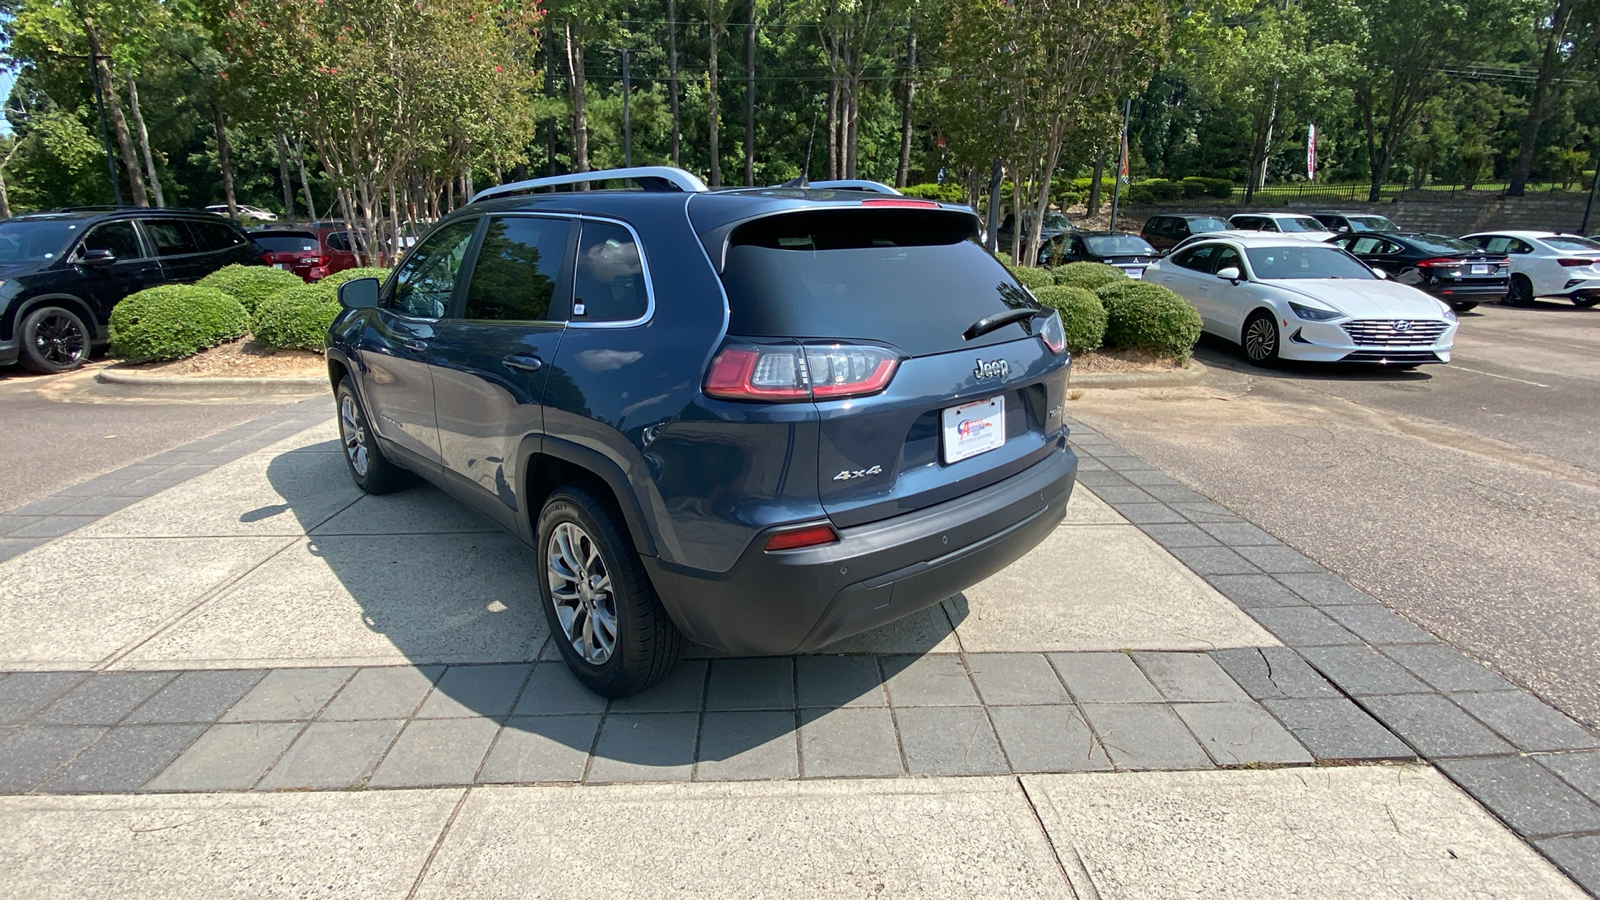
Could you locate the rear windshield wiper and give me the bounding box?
[964,307,1037,341]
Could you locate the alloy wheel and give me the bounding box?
[33,312,86,368]
[1245,317,1277,361]
[546,521,619,664]
[339,394,370,477]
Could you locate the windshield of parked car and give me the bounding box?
[1408,234,1478,255]
[1084,235,1155,256]
[1347,216,1397,232]
[252,232,318,253]
[0,219,84,264]
[1188,217,1230,234]
[1246,245,1376,280]
[1278,216,1329,233]
[1544,236,1600,252]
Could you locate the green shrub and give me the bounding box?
[321,266,393,287]
[1125,178,1186,205]
[1180,176,1234,199]
[252,283,341,352]
[1032,285,1108,356]
[901,182,967,204]
[1095,281,1203,363]
[196,264,304,314]
[1053,262,1126,291]
[1003,261,1054,290]
[109,284,250,363]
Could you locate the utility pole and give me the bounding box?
[82,54,123,206]
[1109,99,1131,232]
[613,48,649,168]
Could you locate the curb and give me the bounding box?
[97,367,327,390]
[1068,357,1210,389]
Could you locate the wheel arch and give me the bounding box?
[517,435,659,559]
[6,293,102,343]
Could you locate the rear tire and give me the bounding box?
[1574,295,1600,309]
[537,485,682,698]
[1506,275,1534,307]
[18,306,90,374]
[335,379,411,494]
[1242,311,1280,367]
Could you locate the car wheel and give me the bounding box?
[335,378,411,494]
[537,485,682,698]
[18,306,90,374]
[1242,311,1280,367]
[1450,301,1479,313]
[1573,295,1600,308]
[1506,275,1534,307]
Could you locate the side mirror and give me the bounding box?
[1216,266,1242,282]
[1372,268,1390,280]
[338,276,381,310]
[79,248,116,267]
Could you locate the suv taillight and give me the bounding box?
[705,342,900,402]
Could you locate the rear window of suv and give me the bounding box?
[719,209,1035,356]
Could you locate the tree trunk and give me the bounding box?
[294,138,318,221]
[825,77,839,180]
[126,75,163,207]
[708,4,722,187]
[1509,13,1562,196]
[274,127,296,220]
[896,30,916,189]
[668,0,681,166]
[1088,149,1105,214]
[84,26,147,207]
[564,21,589,175]
[212,98,237,218]
[744,2,757,186]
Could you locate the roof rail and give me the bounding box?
[471,166,710,204]
[805,180,902,195]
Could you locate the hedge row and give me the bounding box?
[1002,261,1201,363]
[110,265,395,362]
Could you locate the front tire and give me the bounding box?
[1242,310,1280,367]
[1450,301,1479,313]
[19,306,90,374]
[537,485,682,698]
[335,379,411,494]
[1506,275,1534,307]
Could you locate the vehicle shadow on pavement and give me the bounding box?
[1192,337,1437,383]
[263,441,967,777]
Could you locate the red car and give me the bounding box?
[249,228,364,283]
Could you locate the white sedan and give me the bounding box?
[1143,235,1458,367]
[205,204,278,222]
[1459,230,1600,307]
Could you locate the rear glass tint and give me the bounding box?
[719,209,1036,356]
[253,233,318,253]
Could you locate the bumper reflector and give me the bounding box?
[765,524,840,552]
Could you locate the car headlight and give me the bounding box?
[1441,304,1457,323]
[1288,301,1343,321]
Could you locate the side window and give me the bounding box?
[1510,239,1534,254]
[1171,245,1218,272]
[325,232,352,252]
[390,220,477,319]
[572,220,648,323]
[1379,239,1406,255]
[77,222,143,260]
[1174,220,1191,237]
[144,220,200,257]
[1211,245,1244,275]
[1351,237,1384,255]
[191,221,245,252]
[463,216,571,322]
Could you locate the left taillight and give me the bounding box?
[704,342,900,402]
[1037,308,1067,355]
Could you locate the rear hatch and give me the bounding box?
[1085,235,1156,278]
[250,231,320,275]
[713,206,1070,528]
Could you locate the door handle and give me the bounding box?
[401,339,428,352]
[503,353,543,373]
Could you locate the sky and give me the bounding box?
[0,68,13,136]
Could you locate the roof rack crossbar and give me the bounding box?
[470,166,709,204]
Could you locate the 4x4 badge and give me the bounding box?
[833,465,882,481]
[974,358,1009,380]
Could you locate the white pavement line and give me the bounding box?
[1444,365,1551,388]
[1021,766,1586,899]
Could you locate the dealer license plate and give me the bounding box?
[1470,264,1489,274]
[942,396,1006,464]
[274,263,290,270]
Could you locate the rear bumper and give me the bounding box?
[644,441,1078,655]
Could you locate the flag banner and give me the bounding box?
[1308,124,1317,182]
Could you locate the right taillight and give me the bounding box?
[1038,308,1067,355]
[704,342,900,402]
[1557,257,1597,267]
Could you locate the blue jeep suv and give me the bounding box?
[328,167,1078,697]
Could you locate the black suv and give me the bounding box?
[328,167,1079,697]
[0,208,263,372]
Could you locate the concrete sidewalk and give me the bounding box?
[0,398,1595,897]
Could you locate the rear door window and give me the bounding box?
[144,220,201,257]
[464,216,572,322]
[719,208,1034,356]
[1171,245,1219,272]
[191,220,246,252]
